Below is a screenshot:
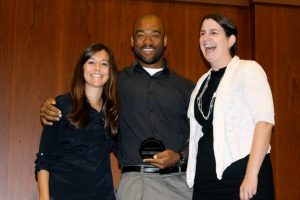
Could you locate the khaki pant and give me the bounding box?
[116,171,192,200]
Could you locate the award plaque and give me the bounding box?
[139,137,165,159]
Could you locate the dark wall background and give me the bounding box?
[0,0,299,199]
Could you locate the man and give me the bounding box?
[40,14,194,200]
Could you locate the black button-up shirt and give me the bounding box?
[117,59,195,165]
[35,94,116,199]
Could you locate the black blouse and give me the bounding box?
[35,94,116,200]
[194,67,226,180]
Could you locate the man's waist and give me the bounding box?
[121,165,186,174]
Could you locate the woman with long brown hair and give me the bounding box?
[35,43,119,200]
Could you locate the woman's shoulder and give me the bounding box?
[55,93,71,102]
[233,58,268,84]
[236,58,262,71]
[55,93,72,106]
[55,93,73,115]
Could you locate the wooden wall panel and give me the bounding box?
[254,4,300,200]
[0,0,251,199]
[253,0,300,6]
[174,0,249,6]
[0,1,14,199]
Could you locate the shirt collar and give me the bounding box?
[129,58,170,77]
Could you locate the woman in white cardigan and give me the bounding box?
[187,13,275,200]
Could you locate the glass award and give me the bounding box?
[139,137,165,159]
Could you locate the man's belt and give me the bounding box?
[121,165,186,174]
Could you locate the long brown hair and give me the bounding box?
[67,43,119,136]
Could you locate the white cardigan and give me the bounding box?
[186,56,275,187]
